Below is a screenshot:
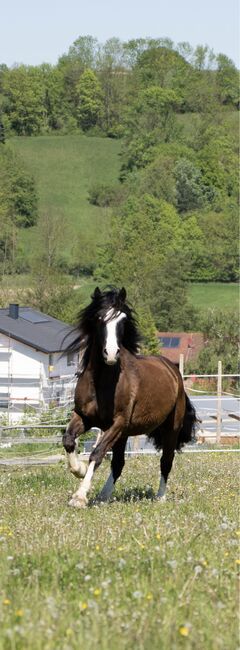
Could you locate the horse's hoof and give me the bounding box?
[68,495,88,508]
[70,467,85,480]
[96,492,109,503]
[156,494,166,503]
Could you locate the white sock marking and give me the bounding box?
[73,460,96,502]
[157,474,167,499]
[67,451,87,478]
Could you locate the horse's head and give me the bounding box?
[94,287,127,365]
[73,287,140,371]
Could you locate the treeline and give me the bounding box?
[0,36,239,137]
[0,35,239,355]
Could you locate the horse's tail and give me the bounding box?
[177,393,198,450]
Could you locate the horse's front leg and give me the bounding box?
[69,417,124,508]
[63,411,87,479]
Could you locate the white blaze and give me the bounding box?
[104,310,126,364]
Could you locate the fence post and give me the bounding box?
[179,354,184,378]
[216,360,222,444]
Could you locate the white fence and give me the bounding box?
[0,373,76,423]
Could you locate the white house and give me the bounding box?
[0,304,79,422]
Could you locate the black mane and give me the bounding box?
[65,287,141,372]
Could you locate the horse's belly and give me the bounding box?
[129,384,177,434]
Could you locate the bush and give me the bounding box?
[88,183,117,207]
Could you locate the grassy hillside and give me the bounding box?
[189,283,239,314]
[13,135,122,265]
[11,134,238,319]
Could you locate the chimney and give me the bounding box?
[9,303,19,319]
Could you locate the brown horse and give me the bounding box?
[63,287,197,508]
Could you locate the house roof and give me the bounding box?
[158,332,204,365]
[0,306,77,354]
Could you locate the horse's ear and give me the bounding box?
[119,287,126,302]
[92,287,101,300]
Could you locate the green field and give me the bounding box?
[13,135,122,263]
[189,282,239,313]
[0,454,239,649]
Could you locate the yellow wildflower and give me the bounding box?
[179,625,190,637]
[236,559,240,565]
[146,593,153,600]
[3,599,11,606]
[80,602,88,611]
[156,533,161,540]
[95,545,100,551]
[15,610,24,617]
[93,588,101,597]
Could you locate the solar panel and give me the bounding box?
[20,310,50,324]
[159,337,180,349]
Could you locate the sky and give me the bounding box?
[1,0,239,68]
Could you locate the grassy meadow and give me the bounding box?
[0,453,239,650]
[189,282,239,314]
[13,135,122,264]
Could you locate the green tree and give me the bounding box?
[0,145,37,272]
[193,206,239,281]
[216,54,239,107]
[97,39,129,137]
[96,194,198,330]
[174,158,213,212]
[121,86,181,175]
[40,64,71,131]
[133,45,189,91]
[137,305,159,355]
[198,131,238,206]
[187,310,239,374]
[60,35,100,69]
[76,69,104,131]
[3,65,46,135]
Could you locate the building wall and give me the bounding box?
[0,333,77,421]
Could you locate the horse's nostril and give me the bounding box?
[103,348,107,356]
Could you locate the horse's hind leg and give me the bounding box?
[63,411,87,479]
[98,436,127,502]
[157,442,175,501]
[156,397,185,500]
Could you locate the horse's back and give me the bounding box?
[135,353,181,385]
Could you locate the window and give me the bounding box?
[159,337,180,349]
